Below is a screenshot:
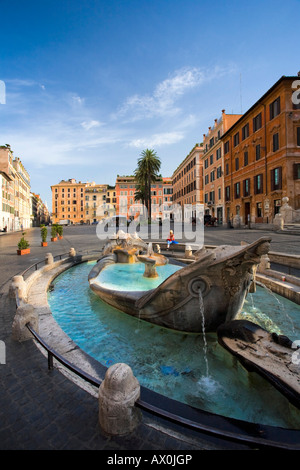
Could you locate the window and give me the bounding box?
[204,158,208,169]
[242,123,249,140]
[235,157,239,171]
[217,166,222,178]
[254,174,263,194]
[234,132,240,147]
[297,127,300,146]
[225,163,229,175]
[293,163,300,180]
[218,187,221,200]
[205,174,209,184]
[273,133,279,152]
[209,191,215,202]
[253,113,262,132]
[243,178,250,196]
[225,186,230,201]
[244,151,248,166]
[210,170,215,182]
[224,141,230,154]
[234,182,240,198]
[269,97,280,120]
[216,148,221,160]
[205,193,208,203]
[210,154,213,165]
[271,167,282,190]
[256,144,261,160]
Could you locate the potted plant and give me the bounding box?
[41,225,48,246]
[56,224,63,239]
[51,225,57,242]
[17,232,30,255]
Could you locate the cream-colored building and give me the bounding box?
[13,157,31,230]
[84,182,108,224]
[0,145,31,231]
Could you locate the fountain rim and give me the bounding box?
[18,248,300,449]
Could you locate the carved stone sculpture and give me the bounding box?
[89,236,271,333]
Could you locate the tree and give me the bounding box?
[134,149,161,222]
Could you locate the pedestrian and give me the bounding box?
[166,230,178,249]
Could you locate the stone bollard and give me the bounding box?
[12,303,39,341]
[45,253,54,265]
[9,275,27,300]
[185,245,193,258]
[69,247,76,257]
[98,363,142,436]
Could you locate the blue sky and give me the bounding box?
[0,0,299,207]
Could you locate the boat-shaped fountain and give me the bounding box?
[88,232,272,333]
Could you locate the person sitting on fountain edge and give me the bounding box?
[166,230,178,249]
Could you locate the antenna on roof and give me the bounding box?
[240,73,243,114]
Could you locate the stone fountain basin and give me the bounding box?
[88,237,272,333]
[217,320,300,410]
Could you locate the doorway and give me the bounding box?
[244,202,251,225]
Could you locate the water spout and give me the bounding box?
[198,289,209,377]
[147,242,153,256]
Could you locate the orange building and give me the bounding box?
[221,75,300,227]
[172,144,204,220]
[115,175,173,220]
[51,179,110,224]
[202,111,242,225]
[51,179,86,224]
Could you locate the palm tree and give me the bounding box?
[134,149,161,223]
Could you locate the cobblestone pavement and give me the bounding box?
[0,226,299,451]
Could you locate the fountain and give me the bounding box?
[86,232,300,411]
[88,233,272,333]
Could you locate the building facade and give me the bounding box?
[115,175,173,220]
[84,182,108,224]
[51,179,86,224]
[31,192,50,226]
[13,157,31,230]
[221,75,300,227]
[0,145,31,231]
[172,144,203,220]
[51,179,110,224]
[202,111,242,225]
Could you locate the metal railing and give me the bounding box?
[25,324,299,450]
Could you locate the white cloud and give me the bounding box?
[113,65,236,122]
[128,132,184,149]
[81,120,102,130]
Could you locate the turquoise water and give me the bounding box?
[48,261,300,429]
[96,262,181,291]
